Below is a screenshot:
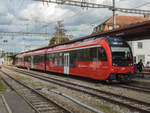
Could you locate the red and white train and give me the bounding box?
[15,37,134,82]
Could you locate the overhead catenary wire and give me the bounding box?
[34,0,150,14]
[133,2,150,9]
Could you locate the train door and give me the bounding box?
[64,53,70,74]
[31,55,34,68]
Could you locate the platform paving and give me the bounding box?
[4,91,35,113]
[0,95,8,113]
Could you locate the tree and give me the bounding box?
[49,21,69,46]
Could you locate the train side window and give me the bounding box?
[83,48,90,61]
[70,50,76,67]
[53,52,64,67]
[47,53,53,62]
[90,47,98,61]
[28,56,31,62]
[54,53,58,66]
[98,47,107,61]
[45,54,48,61]
[33,55,37,64]
[76,49,83,61]
[33,55,41,64]
[58,52,63,66]
[24,56,31,62]
[51,53,55,62]
[41,54,45,62]
[24,56,28,62]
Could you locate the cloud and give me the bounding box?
[0,13,15,25]
[0,0,150,52]
[0,0,7,14]
[19,2,75,23]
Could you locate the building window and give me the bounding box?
[109,25,113,30]
[137,42,143,49]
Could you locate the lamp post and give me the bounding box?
[112,0,116,29]
[3,40,8,64]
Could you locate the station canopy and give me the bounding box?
[23,20,150,53]
[99,20,150,41]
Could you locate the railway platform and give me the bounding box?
[132,72,150,86]
[3,91,35,113]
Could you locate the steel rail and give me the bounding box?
[10,65,150,94]
[1,76,40,113]
[6,67,150,113]
[0,70,72,113]
[116,84,150,93]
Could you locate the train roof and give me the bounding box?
[47,38,102,53]
[20,20,150,54]
[16,53,26,58]
[25,49,47,56]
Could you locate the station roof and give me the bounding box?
[100,20,150,41]
[22,20,150,54]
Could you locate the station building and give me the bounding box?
[92,15,150,66]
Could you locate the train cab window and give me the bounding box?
[98,47,107,61]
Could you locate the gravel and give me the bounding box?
[3,67,150,113]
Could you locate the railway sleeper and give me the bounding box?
[34,104,51,108]
[37,107,57,111]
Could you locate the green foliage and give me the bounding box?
[49,21,69,46]
[99,105,120,113]
[0,77,6,93]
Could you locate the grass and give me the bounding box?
[0,77,6,94]
[29,81,57,89]
[46,85,57,89]
[13,74,57,90]
[99,105,120,113]
[14,74,30,81]
[87,101,120,113]
[95,83,103,87]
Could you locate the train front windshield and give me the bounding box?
[106,38,133,67]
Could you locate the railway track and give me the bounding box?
[116,84,150,93]
[7,66,150,94]
[0,70,72,113]
[4,67,150,113]
[6,66,150,93]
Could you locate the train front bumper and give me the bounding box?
[108,73,134,81]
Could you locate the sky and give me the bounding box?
[0,0,150,53]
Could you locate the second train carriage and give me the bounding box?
[15,53,25,68]
[15,37,134,82]
[24,49,47,71]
